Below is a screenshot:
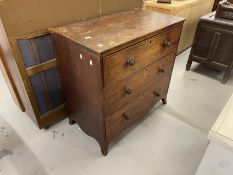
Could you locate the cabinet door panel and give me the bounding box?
[193,25,215,59]
[214,33,233,65]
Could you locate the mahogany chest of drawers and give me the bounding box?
[186,12,233,83]
[50,9,184,155]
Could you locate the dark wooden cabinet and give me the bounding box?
[213,0,221,11]
[213,0,233,11]
[186,12,233,83]
[50,9,184,155]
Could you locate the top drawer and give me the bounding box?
[103,26,182,87]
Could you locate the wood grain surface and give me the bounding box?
[50,9,184,55]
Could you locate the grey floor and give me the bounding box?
[0,48,233,175]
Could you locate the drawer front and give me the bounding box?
[103,26,182,87]
[104,51,176,116]
[105,77,171,142]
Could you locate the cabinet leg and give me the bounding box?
[162,98,167,105]
[69,119,76,125]
[186,60,192,71]
[222,70,231,84]
[100,143,109,156]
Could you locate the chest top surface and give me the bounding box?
[49,9,184,55]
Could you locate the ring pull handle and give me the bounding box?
[122,113,130,121]
[164,40,171,48]
[159,68,165,73]
[125,88,133,95]
[127,59,136,66]
[154,91,161,97]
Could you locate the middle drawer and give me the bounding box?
[103,51,176,116]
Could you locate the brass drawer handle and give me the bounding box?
[164,40,171,48]
[122,113,130,121]
[125,88,133,95]
[154,91,160,97]
[127,59,136,66]
[159,68,165,73]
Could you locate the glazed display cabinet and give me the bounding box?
[0,18,66,129]
[0,0,142,128]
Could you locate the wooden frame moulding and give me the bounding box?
[40,104,66,129]
[8,30,66,129]
[9,36,41,120]
[0,47,25,110]
[26,59,58,76]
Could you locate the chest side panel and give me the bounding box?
[52,34,104,143]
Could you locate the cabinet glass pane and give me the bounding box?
[17,34,55,68]
[17,34,64,116]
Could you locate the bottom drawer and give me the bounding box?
[105,77,171,142]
